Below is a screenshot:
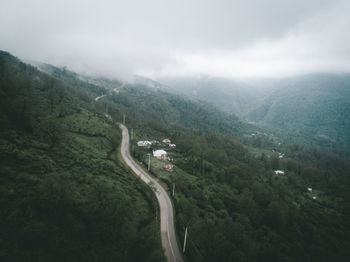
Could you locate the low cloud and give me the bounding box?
[1,0,349,78]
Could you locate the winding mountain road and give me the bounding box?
[94,94,107,101]
[119,124,183,262]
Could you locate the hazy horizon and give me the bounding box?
[1,0,350,79]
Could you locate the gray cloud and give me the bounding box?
[0,0,349,78]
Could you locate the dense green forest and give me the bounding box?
[90,72,350,261]
[106,78,350,261]
[1,50,350,262]
[161,74,350,145]
[246,74,350,144]
[0,51,164,262]
[158,76,266,117]
[132,118,350,261]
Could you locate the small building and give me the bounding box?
[153,150,168,160]
[308,187,312,192]
[274,170,285,175]
[312,196,317,200]
[169,144,176,148]
[162,138,171,144]
[164,164,174,171]
[137,141,152,147]
[278,153,285,159]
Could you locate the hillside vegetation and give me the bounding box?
[90,72,350,261]
[2,50,350,262]
[159,76,265,117]
[161,74,350,145]
[246,74,350,144]
[132,117,350,262]
[0,51,164,262]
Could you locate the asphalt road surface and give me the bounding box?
[119,124,184,262]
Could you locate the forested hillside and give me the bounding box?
[0,51,164,262]
[91,71,350,261]
[246,74,350,144]
[161,74,350,145]
[131,112,350,262]
[2,50,350,262]
[103,77,350,262]
[159,76,268,117]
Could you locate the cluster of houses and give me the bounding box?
[137,141,152,147]
[137,140,160,147]
[152,150,174,171]
[137,138,175,171]
[137,138,176,148]
[162,138,176,148]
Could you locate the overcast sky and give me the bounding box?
[1,0,349,79]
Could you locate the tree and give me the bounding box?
[37,117,65,148]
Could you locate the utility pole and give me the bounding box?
[131,128,133,141]
[183,226,188,253]
[148,153,151,171]
[172,183,175,197]
[123,114,125,125]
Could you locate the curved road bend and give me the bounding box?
[119,124,184,262]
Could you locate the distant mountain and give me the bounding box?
[158,76,272,117]
[246,74,350,144]
[132,75,166,89]
[29,61,124,92]
[160,74,350,144]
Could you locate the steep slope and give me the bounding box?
[0,51,164,262]
[38,68,255,140]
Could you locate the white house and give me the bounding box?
[169,144,176,148]
[137,141,152,147]
[162,138,171,144]
[308,187,312,192]
[274,170,285,175]
[153,149,167,159]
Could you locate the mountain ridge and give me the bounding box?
[159,74,350,144]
